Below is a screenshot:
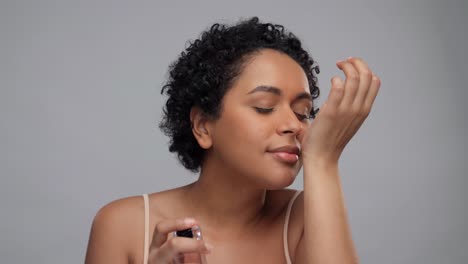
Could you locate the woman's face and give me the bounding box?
[208,48,313,189]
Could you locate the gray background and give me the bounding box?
[1,0,467,263]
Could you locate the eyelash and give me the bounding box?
[253,107,311,121]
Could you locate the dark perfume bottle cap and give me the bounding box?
[172,225,203,240]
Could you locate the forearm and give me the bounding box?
[303,160,359,264]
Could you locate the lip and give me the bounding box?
[268,145,301,164]
[270,152,299,164]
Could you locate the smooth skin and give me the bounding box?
[84,49,380,264]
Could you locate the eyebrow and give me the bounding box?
[247,85,313,102]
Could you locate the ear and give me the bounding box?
[190,106,213,149]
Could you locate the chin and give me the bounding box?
[265,179,296,190]
[262,168,299,190]
[235,153,301,189]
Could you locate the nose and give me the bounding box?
[276,106,304,137]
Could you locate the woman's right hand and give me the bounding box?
[147,217,213,263]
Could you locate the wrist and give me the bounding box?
[302,158,340,182]
[301,154,339,170]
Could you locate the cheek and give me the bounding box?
[228,110,270,145]
[214,110,271,160]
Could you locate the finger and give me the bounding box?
[152,218,198,248]
[347,57,373,108]
[326,75,345,110]
[363,74,381,112]
[174,252,207,264]
[336,60,360,108]
[159,237,212,261]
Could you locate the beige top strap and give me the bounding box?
[142,194,149,264]
[283,190,302,264]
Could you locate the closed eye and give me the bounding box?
[253,107,311,121]
[253,107,274,113]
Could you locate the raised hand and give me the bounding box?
[300,57,381,164]
[148,218,212,264]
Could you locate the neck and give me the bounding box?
[182,156,269,239]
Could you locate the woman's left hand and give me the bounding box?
[300,57,381,165]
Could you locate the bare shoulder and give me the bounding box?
[85,195,147,264]
[95,194,146,219]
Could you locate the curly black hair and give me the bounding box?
[159,16,320,173]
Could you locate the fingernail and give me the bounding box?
[336,60,344,64]
[184,218,196,225]
[347,56,353,60]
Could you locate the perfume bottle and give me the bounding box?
[172,225,208,264]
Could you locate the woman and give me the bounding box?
[85,16,380,263]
